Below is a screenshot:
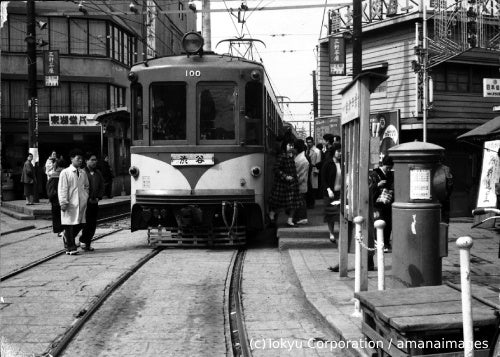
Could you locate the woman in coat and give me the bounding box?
[268,140,303,227]
[58,150,89,255]
[20,153,36,205]
[320,142,342,242]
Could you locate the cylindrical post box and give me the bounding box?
[388,141,445,288]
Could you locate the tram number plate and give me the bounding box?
[171,153,214,166]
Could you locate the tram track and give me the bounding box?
[31,248,251,357]
[0,228,124,282]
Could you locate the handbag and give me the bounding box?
[376,188,394,205]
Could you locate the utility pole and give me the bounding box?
[312,70,318,119]
[202,0,211,51]
[142,0,148,59]
[26,0,40,202]
[352,0,362,77]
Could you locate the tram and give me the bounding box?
[128,32,291,247]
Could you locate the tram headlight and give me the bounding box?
[129,166,140,178]
[128,71,138,82]
[182,32,204,55]
[251,166,262,177]
[250,70,261,81]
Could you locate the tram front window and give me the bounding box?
[198,83,236,141]
[151,83,186,141]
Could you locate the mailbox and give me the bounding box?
[388,141,447,288]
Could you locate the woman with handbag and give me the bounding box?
[320,142,342,243]
[370,155,394,252]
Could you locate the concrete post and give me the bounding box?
[353,215,364,317]
[456,236,474,357]
[375,219,386,290]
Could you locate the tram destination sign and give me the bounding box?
[171,153,214,166]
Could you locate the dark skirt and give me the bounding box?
[23,183,34,197]
[50,201,63,233]
[323,191,340,223]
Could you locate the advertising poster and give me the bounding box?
[477,140,500,208]
[369,110,400,167]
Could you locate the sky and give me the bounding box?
[194,0,338,123]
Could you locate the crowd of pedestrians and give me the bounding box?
[22,149,113,255]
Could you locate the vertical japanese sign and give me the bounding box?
[43,50,60,87]
[477,140,500,208]
[329,37,346,76]
[146,0,157,59]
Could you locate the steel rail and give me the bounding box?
[228,249,252,357]
[42,248,162,357]
[0,228,123,282]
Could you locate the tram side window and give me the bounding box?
[151,83,186,141]
[245,82,263,145]
[199,83,236,141]
[132,83,143,141]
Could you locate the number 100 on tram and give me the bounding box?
[128,32,285,247]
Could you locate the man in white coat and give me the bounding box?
[305,136,321,208]
[58,149,89,255]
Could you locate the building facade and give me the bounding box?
[1,0,196,198]
[316,0,500,217]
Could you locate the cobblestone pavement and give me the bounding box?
[0,229,151,355]
[243,248,354,357]
[61,250,235,357]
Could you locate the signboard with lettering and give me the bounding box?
[410,168,432,200]
[314,116,340,144]
[477,140,500,208]
[369,110,400,167]
[329,37,346,76]
[340,81,360,125]
[171,153,215,166]
[49,114,98,126]
[43,50,59,87]
[483,78,500,97]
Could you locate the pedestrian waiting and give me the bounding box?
[268,140,303,227]
[21,153,36,205]
[305,136,321,208]
[98,155,114,199]
[79,152,105,252]
[46,157,66,237]
[321,142,342,243]
[293,139,310,225]
[58,149,89,255]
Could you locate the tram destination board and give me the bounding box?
[171,153,214,166]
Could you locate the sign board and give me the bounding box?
[483,78,500,97]
[410,168,432,200]
[369,110,400,167]
[43,50,59,87]
[340,81,360,125]
[314,116,340,144]
[146,0,157,59]
[49,114,98,126]
[476,140,500,208]
[329,37,346,76]
[171,153,214,166]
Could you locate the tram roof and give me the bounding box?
[131,53,264,72]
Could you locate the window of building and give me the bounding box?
[434,63,497,93]
[110,85,126,108]
[50,17,68,53]
[71,83,89,113]
[89,83,108,113]
[151,83,187,141]
[132,83,143,141]
[245,82,263,145]
[51,83,70,113]
[1,81,10,118]
[89,20,107,56]
[11,82,28,118]
[70,19,88,55]
[198,83,237,142]
[8,15,26,52]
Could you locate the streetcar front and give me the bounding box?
[128,33,279,247]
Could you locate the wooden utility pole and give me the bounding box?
[202,0,211,51]
[27,0,40,202]
[352,0,362,76]
[312,70,318,119]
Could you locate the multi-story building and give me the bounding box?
[316,0,500,217]
[1,0,196,198]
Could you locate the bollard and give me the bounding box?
[353,216,364,317]
[374,220,386,291]
[456,236,474,357]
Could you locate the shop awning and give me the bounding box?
[94,106,129,123]
[457,116,500,142]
